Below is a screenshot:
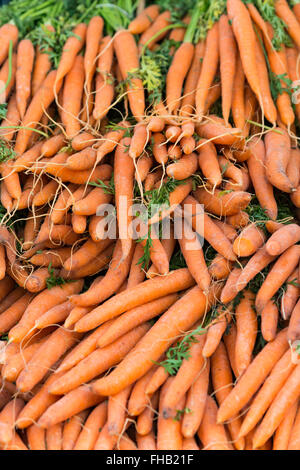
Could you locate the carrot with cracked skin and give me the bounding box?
[239,348,296,438]
[8,280,83,344]
[73,402,107,450]
[98,294,178,348]
[198,395,233,450]
[211,342,245,450]
[48,324,150,395]
[247,137,277,220]
[114,30,145,120]
[162,333,206,418]
[235,290,257,376]
[92,285,217,396]
[256,245,300,314]
[70,239,133,307]
[217,328,288,424]
[75,268,195,332]
[196,23,219,120]
[253,361,300,449]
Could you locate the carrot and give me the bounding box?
[176,219,210,292]
[127,368,156,417]
[0,398,24,445]
[71,240,133,307]
[275,0,300,50]
[27,424,46,450]
[286,46,300,123]
[92,285,217,396]
[0,93,19,141]
[55,23,87,84]
[35,300,73,329]
[287,403,300,450]
[198,395,233,450]
[60,244,114,279]
[135,153,153,182]
[14,70,63,155]
[98,294,178,348]
[114,30,145,120]
[162,333,206,417]
[287,298,300,342]
[0,276,15,304]
[113,135,134,258]
[261,300,279,342]
[16,327,81,393]
[4,432,28,450]
[196,139,221,187]
[281,269,300,320]
[48,324,150,395]
[214,220,238,242]
[219,14,237,124]
[93,422,115,450]
[227,0,260,99]
[211,342,245,450]
[0,286,25,316]
[265,128,294,193]
[273,399,298,450]
[255,34,277,125]
[62,410,88,450]
[15,39,35,119]
[73,186,111,216]
[30,247,72,268]
[107,384,132,439]
[209,253,233,280]
[129,5,160,34]
[196,23,219,120]
[194,187,251,217]
[233,223,266,257]
[235,290,257,375]
[0,23,18,66]
[145,366,169,396]
[202,307,230,358]
[138,11,171,52]
[217,328,288,423]
[136,392,159,436]
[2,339,47,382]
[61,55,84,139]
[32,27,54,95]
[0,52,17,101]
[117,433,137,450]
[137,431,157,450]
[157,378,184,450]
[84,16,103,97]
[75,268,194,332]
[73,402,107,450]
[253,361,300,449]
[239,348,296,438]
[255,245,300,314]
[129,123,148,159]
[46,423,63,450]
[266,224,300,256]
[247,137,277,220]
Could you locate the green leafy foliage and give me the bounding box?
[254,0,293,50]
[173,408,192,421]
[156,0,196,21]
[169,248,187,270]
[0,104,7,121]
[0,139,16,163]
[157,324,206,375]
[89,173,115,195]
[46,262,67,289]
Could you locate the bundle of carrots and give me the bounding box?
[1,0,300,451]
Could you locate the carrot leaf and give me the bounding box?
[0,139,16,164]
[254,0,293,49]
[46,262,67,289]
[173,407,192,421]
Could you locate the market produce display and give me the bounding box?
[1,0,300,451]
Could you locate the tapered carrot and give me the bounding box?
[281,269,300,320]
[35,300,73,329]
[107,384,132,439]
[32,27,54,95]
[16,327,81,393]
[180,40,205,119]
[61,55,84,139]
[9,280,83,343]
[46,423,63,450]
[0,93,19,141]
[138,11,171,52]
[15,39,35,118]
[135,153,153,182]
[211,342,245,450]
[157,378,184,450]
[253,361,300,449]
[217,328,288,423]
[256,245,300,313]
[2,339,47,382]
[227,0,260,99]
[194,187,251,217]
[265,128,293,193]
[62,410,88,450]
[98,294,178,348]
[84,16,104,102]
[219,14,237,124]
[129,123,148,159]
[49,324,150,395]
[73,402,107,450]
[145,366,169,396]
[93,422,115,450]
[209,254,233,280]
[127,368,156,417]
[261,300,279,342]
[273,399,298,450]
[202,307,230,358]
[196,23,219,120]
[0,398,24,445]
[75,268,194,332]
[129,5,160,34]
[197,139,222,187]
[287,404,300,450]
[92,285,217,396]
[27,424,46,450]
[266,224,300,256]
[235,290,257,376]
[137,431,157,450]
[14,70,63,155]
[60,244,114,279]
[0,51,17,101]
[275,0,300,50]
[0,285,25,314]
[162,333,206,417]
[55,23,87,84]
[114,30,145,120]
[198,395,233,450]
[136,392,158,436]
[30,247,72,268]
[239,348,296,438]
[247,137,277,220]
[0,23,18,66]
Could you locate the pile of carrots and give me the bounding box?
[1,0,300,451]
